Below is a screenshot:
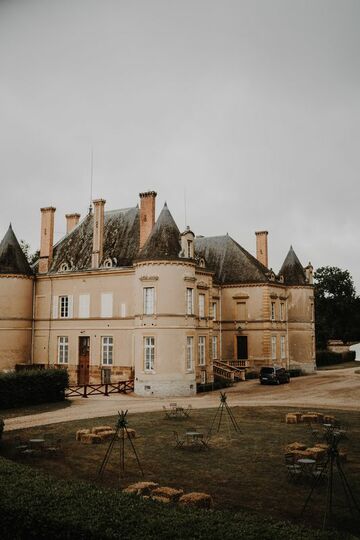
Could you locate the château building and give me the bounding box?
[0,191,315,396]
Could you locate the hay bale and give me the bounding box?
[307,447,326,460]
[117,428,136,439]
[293,412,303,421]
[98,430,116,441]
[286,414,298,424]
[301,414,318,423]
[315,443,329,450]
[152,487,184,502]
[81,433,102,444]
[285,442,307,452]
[92,425,112,434]
[151,496,171,504]
[124,482,159,496]
[294,450,314,460]
[76,429,90,441]
[179,492,213,509]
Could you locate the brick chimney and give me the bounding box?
[91,199,106,268]
[255,231,269,268]
[65,213,80,234]
[39,207,56,273]
[139,191,157,248]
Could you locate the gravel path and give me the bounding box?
[4,367,360,431]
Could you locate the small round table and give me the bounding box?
[297,458,316,479]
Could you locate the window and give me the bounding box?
[198,336,206,365]
[199,294,205,318]
[186,336,193,370]
[59,296,69,318]
[212,302,217,321]
[187,240,192,258]
[212,336,218,360]
[79,294,90,318]
[200,371,206,385]
[280,302,285,321]
[143,287,155,315]
[271,336,277,360]
[310,302,314,322]
[58,336,69,364]
[144,337,155,370]
[101,293,113,318]
[186,288,194,315]
[101,337,113,365]
[280,336,286,359]
[271,302,276,321]
[237,302,247,320]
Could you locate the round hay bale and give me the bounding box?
[98,430,116,441]
[81,433,102,444]
[307,447,326,460]
[92,425,112,434]
[152,487,184,501]
[179,492,213,509]
[315,443,329,450]
[117,428,136,439]
[286,414,297,424]
[285,442,307,452]
[76,429,90,441]
[151,496,171,504]
[124,482,159,495]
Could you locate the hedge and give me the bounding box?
[316,350,356,367]
[0,369,68,409]
[0,457,341,540]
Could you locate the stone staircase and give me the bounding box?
[213,359,248,382]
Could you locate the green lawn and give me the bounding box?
[1,406,360,534]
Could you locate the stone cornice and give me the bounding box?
[0,274,34,280]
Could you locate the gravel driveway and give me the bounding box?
[4,367,360,431]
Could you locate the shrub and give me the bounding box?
[197,379,232,393]
[316,350,356,367]
[0,457,339,540]
[0,368,69,410]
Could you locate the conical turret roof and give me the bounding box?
[279,246,307,285]
[0,224,32,275]
[138,203,181,260]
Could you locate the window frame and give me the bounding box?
[59,296,69,319]
[186,288,194,315]
[280,335,286,359]
[186,336,194,371]
[212,301,217,321]
[143,287,155,315]
[271,336,277,360]
[57,336,69,364]
[101,336,113,366]
[271,301,276,321]
[199,294,205,318]
[198,336,206,366]
[212,335,218,360]
[144,336,155,371]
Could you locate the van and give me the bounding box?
[259,366,290,385]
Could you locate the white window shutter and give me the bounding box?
[52,296,58,319]
[68,295,73,318]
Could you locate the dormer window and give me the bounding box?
[181,227,195,259]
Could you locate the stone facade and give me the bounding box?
[0,191,316,395]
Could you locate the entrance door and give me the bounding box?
[78,336,90,385]
[237,336,248,360]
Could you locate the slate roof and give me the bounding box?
[137,203,181,260]
[194,235,270,284]
[0,224,32,275]
[279,246,307,285]
[50,207,140,272]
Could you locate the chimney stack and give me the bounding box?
[139,191,157,248]
[65,213,80,234]
[91,199,106,268]
[255,230,269,268]
[39,207,56,273]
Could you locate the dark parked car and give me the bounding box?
[259,366,290,385]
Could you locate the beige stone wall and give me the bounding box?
[0,275,33,370]
[287,286,315,372]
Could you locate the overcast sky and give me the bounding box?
[0,0,359,287]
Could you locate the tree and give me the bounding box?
[314,266,360,348]
[19,240,40,266]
